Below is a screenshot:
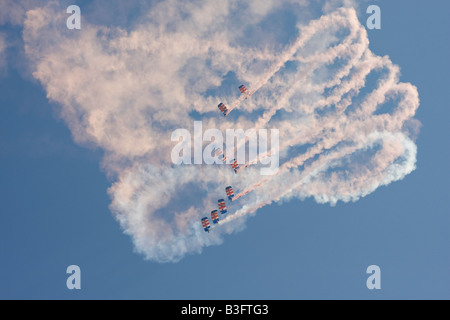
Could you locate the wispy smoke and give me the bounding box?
[0,32,6,74]
[18,0,420,262]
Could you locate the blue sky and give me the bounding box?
[0,0,449,300]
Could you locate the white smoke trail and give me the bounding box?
[0,32,6,74]
[19,1,420,262]
[221,8,420,222]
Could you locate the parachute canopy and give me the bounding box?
[215,148,226,163]
[201,217,211,232]
[231,159,240,173]
[239,85,248,95]
[226,186,235,201]
[218,199,227,214]
[211,210,220,224]
[218,102,229,116]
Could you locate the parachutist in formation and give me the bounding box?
[201,186,236,232]
[202,84,253,232]
[217,84,251,116]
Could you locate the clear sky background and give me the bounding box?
[0,0,449,299]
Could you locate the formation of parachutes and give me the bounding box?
[201,186,236,232]
[201,85,249,232]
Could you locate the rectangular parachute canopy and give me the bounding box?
[218,199,227,214]
[239,85,247,94]
[215,148,223,157]
[218,102,229,116]
[226,186,235,201]
[214,148,227,163]
[211,210,220,224]
[201,217,211,232]
[231,159,240,173]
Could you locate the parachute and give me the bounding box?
[217,85,251,117]
[226,186,235,201]
[239,85,248,95]
[218,102,229,116]
[231,159,240,174]
[215,148,227,163]
[201,217,211,232]
[214,148,239,174]
[211,210,220,224]
[218,199,227,214]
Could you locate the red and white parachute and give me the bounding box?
[216,84,252,116]
[201,217,211,232]
[239,84,248,95]
[217,102,229,116]
[211,210,220,224]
